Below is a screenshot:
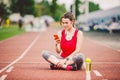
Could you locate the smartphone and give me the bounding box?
[53,34,59,40]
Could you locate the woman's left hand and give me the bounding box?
[56,59,66,67]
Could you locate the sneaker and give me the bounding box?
[50,64,58,70]
[50,64,64,70]
[77,62,83,70]
[66,64,77,71]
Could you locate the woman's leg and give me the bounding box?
[73,53,84,70]
[65,53,84,70]
[41,50,62,65]
[41,50,75,70]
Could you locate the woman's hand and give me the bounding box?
[55,39,61,44]
[56,59,67,68]
[54,34,61,44]
[54,34,61,53]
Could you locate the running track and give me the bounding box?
[0,27,120,80]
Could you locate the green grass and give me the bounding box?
[0,24,25,41]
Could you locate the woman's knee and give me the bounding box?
[73,53,84,63]
[41,50,51,60]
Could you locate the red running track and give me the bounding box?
[0,27,120,80]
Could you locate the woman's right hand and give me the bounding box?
[55,38,61,44]
[54,34,61,53]
[54,34,61,44]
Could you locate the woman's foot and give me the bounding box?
[66,65,77,71]
[50,64,77,71]
[50,64,58,70]
[50,64,64,70]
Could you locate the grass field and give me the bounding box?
[0,24,25,41]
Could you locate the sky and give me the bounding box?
[57,0,120,11]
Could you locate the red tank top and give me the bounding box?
[60,29,78,58]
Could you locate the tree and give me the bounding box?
[10,0,35,16]
[89,1,100,12]
[37,0,51,16]
[75,0,82,19]
[50,0,58,20]
[34,0,66,21]
[70,0,82,19]
[34,4,41,17]
[49,0,66,21]
[54,4,66,21]
[0,2,10,27]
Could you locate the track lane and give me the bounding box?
[0,32,40,72]
[0,27,120,80]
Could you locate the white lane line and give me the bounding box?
[93,70,102,77]
[0,75,7,80]
[6,66,14,73]
[0,34,40,73]
[86,71,91,80]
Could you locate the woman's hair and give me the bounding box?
[60,12,75,26]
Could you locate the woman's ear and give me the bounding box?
[71,20,75,25]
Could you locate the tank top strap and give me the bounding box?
[61,29,65,37]
[74,29,78,38]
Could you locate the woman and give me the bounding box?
[42,12,84,71]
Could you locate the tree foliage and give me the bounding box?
[0,2,9,18]
[50,0,66,21]
[35,0,51,16]
[75,0,82,19]
[0,2,10,26]
[50,0,58,20]
[89,1,100,12]
[35,0,66,21]
[9,0,66,21]
[10,0,35,16]
[53,4,66,21]
[50,0,57,14]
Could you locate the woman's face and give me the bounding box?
[61,18,74,30]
